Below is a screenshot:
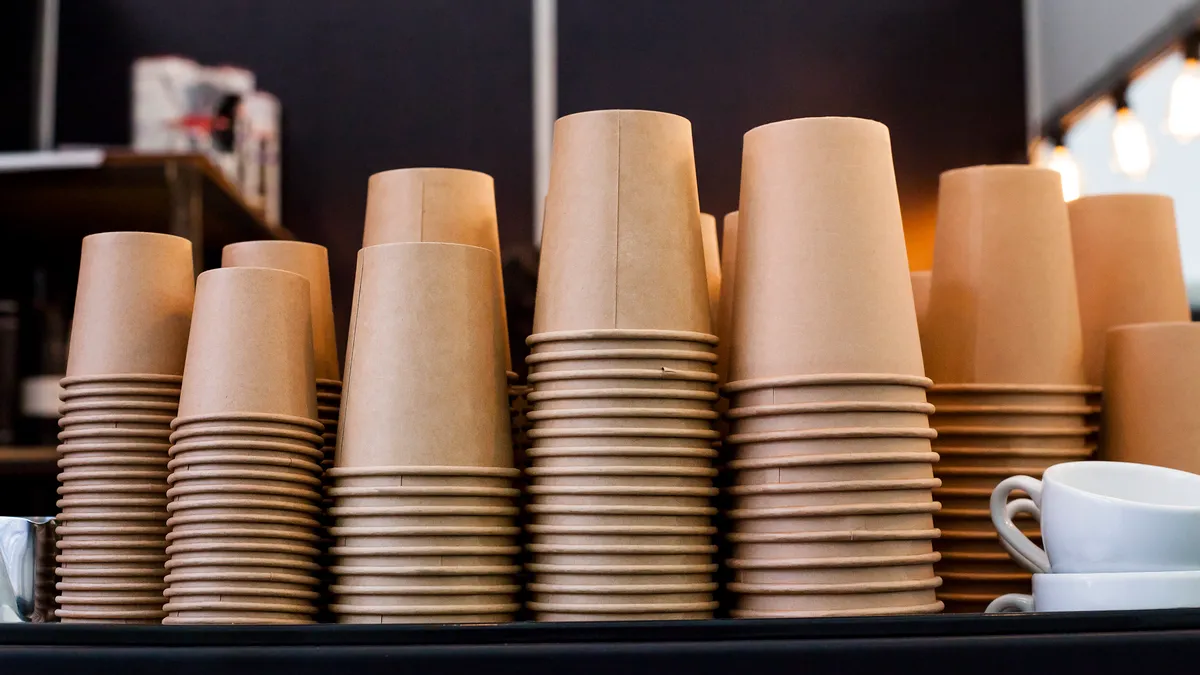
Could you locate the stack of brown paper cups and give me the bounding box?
[523,109,720,622]
[1104,323,1200,473]
[359,167,525,476]
[722,117,942,619]
[221,240,343,614]
[1068,194,1189,429]
[55,232,195,624]
[163,267,324,625]
[329,242,519,624]
[922,165,1095,612]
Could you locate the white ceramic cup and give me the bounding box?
[991,461,1200,574]
[986,570,1200,613]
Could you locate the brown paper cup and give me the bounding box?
[338,243,510,469]
[168,439,326,464]
[1069,194,1189,386]
[535,110,709,335]
[60,382,181,399]
[924,166,1084,385]
[362,168,511,372]
[1104,322,1200,471]
[527,407,717,432]
[716,211,740,382]
[527,387,719,412]
[931,445,1093,470]
[166,468,322,488]
[222,240,341,381]
[177,267,318,420]
[730,410,931,435]
[699,212,722,326]
[170,419,324,441]
[732,118,921,381]
[167,455,323,477]
[726,375,932,409]
[66,232,194,377]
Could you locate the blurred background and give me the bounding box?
[0,0,1196,513]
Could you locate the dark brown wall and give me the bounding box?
[46,0,1025,363]
[559,0,1028,267]
[54,0,534,357]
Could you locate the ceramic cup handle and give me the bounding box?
[986,593,1034,614]
[998,498,1046,574]
[990,475,1051,573]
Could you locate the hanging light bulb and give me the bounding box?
[1168,33,1200,142]
[1038,126,1081,201]
[1111,85,1152,179]
[1045,143,1081,201]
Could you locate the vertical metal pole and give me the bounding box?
[33,0,60,150]
[532,0,557,248]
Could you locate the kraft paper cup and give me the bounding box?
[724,374,933,408]
[911,270,931,336]
[526,348,718,374]
[928,404,1091,430]
[728,403,933,435]
[1104,322,1200,472]
[526,387,719,412]
[526,407,717,432]
[526,446,717,471]
[716,211,740,383]
[338,243,510,469]
[528,329,717,353]
[930,445,1093,470]
[731,117,922,382]
[177,267,318,421]
[528,369,719,394]
[926,383,1095,407]
[167,455,323,477]
[699,212,722,326]
[361,167,511,373]
[535,110,710,335]
[222,240,341,381]
[66,232,194,378]
[1068,194,1189,387]
[731,459,938,488]
[924,166,1084,385]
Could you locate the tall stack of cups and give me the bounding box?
[922,165,1095,612]
[55,232,194,624]
[328,242,519,624]
[1067,194,1190,430]
[722,117,943,619]
[163,267,325,625]
[221,241,343,614]
[523,109,720,622]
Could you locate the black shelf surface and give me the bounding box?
[3,611,1200,674]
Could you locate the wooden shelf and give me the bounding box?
[0,446,57,472]
[0,150,291,263]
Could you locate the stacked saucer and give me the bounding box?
[722,117,942,618]
[55,232,195,624]
[922,165,1095,612]
[524,109,719,622]
[328,242,519,624]
[163,267,324,625]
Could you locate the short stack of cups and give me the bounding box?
[55,232,195,624]
[922,165,1096,612]
[329,242,519,624]
[524,109,720,621]
[1104,322,1200,474]
[722,117,943,619]
[221,240,344,614]
[1067,194,1190,430]
[163,266,325,625]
